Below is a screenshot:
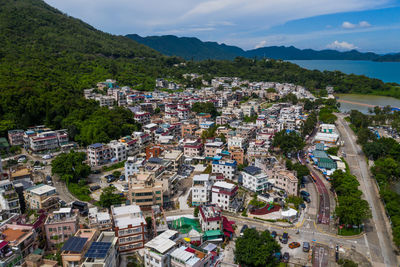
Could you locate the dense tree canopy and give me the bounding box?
[191,102,219,118]
[235,228,281,267]
[51,151,91,183]
[272,130,305,154]
[99,187,124,209]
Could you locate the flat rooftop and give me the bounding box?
[28,184,56,195]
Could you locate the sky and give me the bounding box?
[45,0,400,53]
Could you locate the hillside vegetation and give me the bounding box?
[0,0,399,144]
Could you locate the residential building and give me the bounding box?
[7,130,24,146]
[146,145,164,160]
[191,174,212,206]
[227,136,247,150]
[211,181,238,211]
[111,204,146,253]
[198,204,222,232]
[134,111,151,125]
[241,166,269,193]
[170,246,213,267]
[204,141,224,158]
[274,170,298,196]
[61,229,98,267]
[87,143,112,167]
[181,123,198,138]
[143,230,179,267]
[0,224,37,258]
[163,150,183,171]
[124,157,145,177]
[81,232,118,267]
[0,180,20,215]
[27,131,59,152]
[24,184,59,211]
[183,139,203,158]
[109,140,127,162]
[44,207,79,249]
[128,173,164,210]
[212,159,237,181]
[88,207,112,231]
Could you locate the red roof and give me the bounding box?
[0,241,8,250]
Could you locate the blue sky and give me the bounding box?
[45,0,400,53]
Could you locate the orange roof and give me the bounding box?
[2,228,26,242]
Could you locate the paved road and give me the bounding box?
[336,113,398,267]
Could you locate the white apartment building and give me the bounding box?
[111,204,146,254]
[212,159,237,181]
[241,166,270,193]
[95,95,115,107]
[211,181,238,211]
[227,136,247,149]
[143,230,179,267]
[134,111,151,125]
[198,204,222,232]
[82,232,119,267]
[191,174,212,206]
[109,140,127,162]
[273,170,298,196]
[124,157,145,177]
[241,105,255,117]
[87,143,112,167]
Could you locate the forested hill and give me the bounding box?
[127,34,400,62]
[0,0,399,146]
[127,34,246,60]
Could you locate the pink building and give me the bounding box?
[44,208,79,249]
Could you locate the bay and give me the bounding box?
[336,94,400,114]
[289,60,400,84]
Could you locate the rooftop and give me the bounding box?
[27,184,56,196]
[213,181,236,190]
[145,230,178,254]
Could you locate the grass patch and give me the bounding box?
[67,183,91,202]
[102,161,125,172]
[337,227,362,236]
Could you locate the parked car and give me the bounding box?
[92,169,101,174]
[271,231,277,239]
[300,190,310,197]
[289,242,300,249]
[18,155,27,163]
[46,175,53,185]
[299,203,306,209]
[240,225,248,236]
[303,196,311,203]
[280,232,289,244]
[106,175,116,183]
[303,242,310,252]
[59,199,67,207]
[89,185,101,192]
[42,154,52,160]
[33,166,44,171]
[119,175,125,181]
[282,252,290,263]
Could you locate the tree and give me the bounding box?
[112,171,121,178]
[194,206,199,217]
[154,107,161,114]
[292,163,310,179]
[335,195,371,225]
[99,187,124,209]
[191,102,218,118]
[272,130,305,154]
[327,146,339,156]
[235,228,281,267]
[51,151,91,183]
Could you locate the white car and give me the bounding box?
[42,154,52,160]
[33,166,44,171]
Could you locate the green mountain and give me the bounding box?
[127,34,245,60]
[127,34,398,62]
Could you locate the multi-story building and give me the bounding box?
[241,166,270,193]
[177,108,190,120]
[24,184,59,211]
[170,246,213,267]
[211,181,238,211]
[109,140,127,162]
[87,143,112,167]
[227,136,247,150]
[183,139,203,158]
[143,230,179,267]
[191,174,212,206]
[27,131,59,152]
[163,150,183,171]
[198,204,222,232]
[134,111,151,125]
[7,130,24,146]
[204,141,224,158]
[212,159,237,181]
[229,147,244,165]
[0,224,37,258]
[181,123,198,138]
[0,180,20,215]
[61,229,98,267]
[95,95,115,107]
[111,204,146,254]
[128,173,163,210]
[273,170,298,196]
[124,157,145,177]
[88,207,112,231]
[44,207,79,249]
[81,232,118,267]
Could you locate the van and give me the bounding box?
[303,242,310,252]
[240,225,248,236]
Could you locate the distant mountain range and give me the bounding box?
[127,34,400,62]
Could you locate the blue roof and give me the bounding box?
[62,237,88,253]
[89,143,103,149]
[148,157,163,164]
[213,156,223,160]
[85,242,111,258]
[243,166,261,175]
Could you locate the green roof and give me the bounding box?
[171,217,202,234]
[315,143,324,151]
[0,138,9,149]
[203,230,223,237]
[318,158,337,169]
[313,150,329,159]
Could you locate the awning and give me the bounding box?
[0,241,8,250]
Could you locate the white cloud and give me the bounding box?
[327,40,358,50]
[254,40,267,49]
[342,20,372,29]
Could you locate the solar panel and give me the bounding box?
[85,242,112,258]
[62,237,88,253]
